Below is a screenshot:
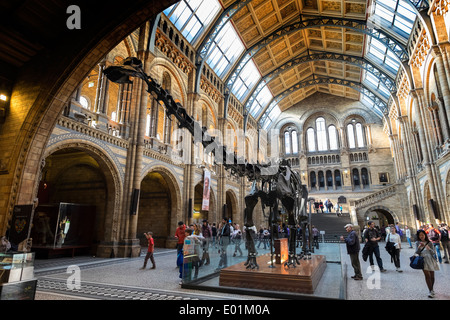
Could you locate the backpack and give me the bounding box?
[429,228,439,241]
[440,229,449,241]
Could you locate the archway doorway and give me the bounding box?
[33,147,116,257]
[138,171,176,248]
[363,206,396,230]
[226,190,238,224]
[193,183,216,224]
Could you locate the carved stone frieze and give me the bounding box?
[200,76,223,103]
[155,30,194,74]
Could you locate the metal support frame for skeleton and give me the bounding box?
[104,57,311,270]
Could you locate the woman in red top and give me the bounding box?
[140,231,155,270]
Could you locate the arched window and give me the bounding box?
[347,124,356,149]
[352,168,360,186]
[347,120,366,149]
[326,170,333,187]
[310,171,316,188]
[328,125,338,150]
[80,96,89,109]
[334,170,341,187]
[283,127,299,155]
[145,114,151,137]
[361,168,370,186]
[316,117,327,151]
[356,123,365,147]
[291,131,298,154]
[285,131,291,155]
[318,171,325,188]
[307,128,316,152]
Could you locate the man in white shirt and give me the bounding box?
[405,226,412,248]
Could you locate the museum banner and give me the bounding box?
[9,205,33,246]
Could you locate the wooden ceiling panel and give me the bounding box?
[225,0,369,112]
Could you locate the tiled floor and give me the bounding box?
[33,243,450,300]
[341,244,450,300]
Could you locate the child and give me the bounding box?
[183,228,204,280]
[140,231,155,270]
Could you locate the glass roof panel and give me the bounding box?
[206,21,245,78]
[249,85,273,118]
[164,0,221,45]
[262,105,281,130]
[371,0,417,36]
[231,60,261,101]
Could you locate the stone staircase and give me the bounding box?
[310,212,352,242]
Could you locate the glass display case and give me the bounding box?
[30,203,96,258]
[0,252,35,284]
[0,252,37,300]
[180,232,346,300]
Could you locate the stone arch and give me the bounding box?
[7,2,175,234]
[140,164,183,246]
[226,189,240,224]
[148,56,188,106]
[41,141,123,256]
[193,181,217,224]
[272,116,301,132]
[361,205,399,228]
[300,108,341,130]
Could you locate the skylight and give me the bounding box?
[164,0,221,44]
[231,60,261,101]
[366,37,400,74]
[248,85,273,118]
[206,22,245,78]
[261,105,281,130]
[371,0,417,37]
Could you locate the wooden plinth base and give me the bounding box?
[219,254,327,294]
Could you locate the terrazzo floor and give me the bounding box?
[32,242,450,301]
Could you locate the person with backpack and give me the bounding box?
[385,224,402,272]
[426,224,442,263]
[439,223,449,264]
[395,222,404,240]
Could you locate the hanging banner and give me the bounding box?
[9,205,33,247]
[202,170,211,211]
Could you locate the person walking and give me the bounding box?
[439,224,449,264]
[327,200,333,214]
[426,224,442,263]
[312,225,319,249]
[256,226,265,249]
[405,226,413,248]
[201,220,212,266]
[211,223,217,248]
[386,224,402,272]
[314,201,319,213]
[183,228,204,280]
[341,224,362,280]
[232,225,243,257]
[363,221,386,272]
[263,227,270,249]
[414,229,440,298]
[216,217,231,270]
[140,232,155,270]
[175,221,186,254]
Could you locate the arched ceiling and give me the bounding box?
[185,0,426,128]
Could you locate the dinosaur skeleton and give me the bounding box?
[104,57,311,269]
